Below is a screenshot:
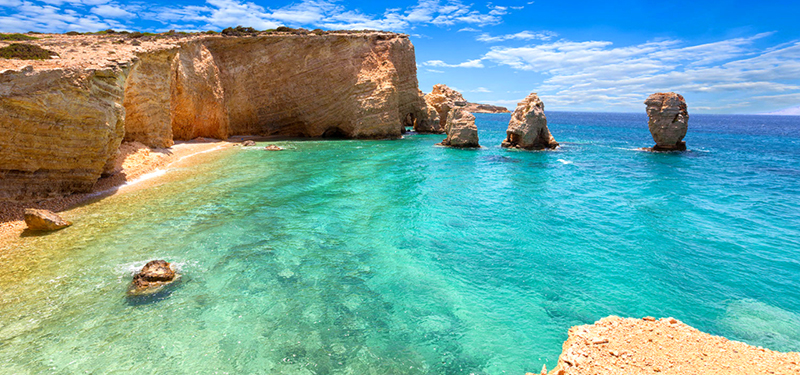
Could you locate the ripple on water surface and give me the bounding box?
[1,112,799,373]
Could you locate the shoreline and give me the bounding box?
[0,138,235,244]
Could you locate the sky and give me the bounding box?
[1,0,799,114]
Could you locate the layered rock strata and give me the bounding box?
[536,316,800,375]
[501,93,558,150]
[0,32,431,198]
[438,106,479,148]
[645,92,688,151]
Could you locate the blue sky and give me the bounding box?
[2,0,799,113]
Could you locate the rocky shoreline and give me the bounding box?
[533,316,800,375]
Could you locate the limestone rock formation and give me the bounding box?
[129,260,179,295]
[645,92,688,151]
[0,32,432,198]
[241,140,256,146]
[414,101,442,133]
[501,93,558,150]
[438,106,479,148]
[23,208,72,231]
[424,84,465,131]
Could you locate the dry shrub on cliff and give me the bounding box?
[0,43,58,60]
[0,33,38,41]
[222,26,258,36]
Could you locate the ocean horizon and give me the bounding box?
[1,111,799,374]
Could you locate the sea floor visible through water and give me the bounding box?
[1,112,799,374]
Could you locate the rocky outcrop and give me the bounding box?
[424,84,464,130]
[438,106,479,148]
[23,208,72,231]
[536,316,800,375]
[645,92,688,151]
[463,102,509,113]
[129,260,179,295]
[413,100,442,133]
[501,93,558,150]
[0,32,431,198]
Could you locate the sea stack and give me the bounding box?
[501,93,558,150]
[424,84,466,132]
[644,92,688,151]
[438,105,480,148]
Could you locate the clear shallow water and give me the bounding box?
[1,112,799,374]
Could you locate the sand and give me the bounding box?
[0,138,234,243]
[531,316,800,375]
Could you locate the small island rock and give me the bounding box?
[438,106,479,148]
[645,92,688,151]
[129,260,179,295]
[501,93,558,150]
[23,208,72,231]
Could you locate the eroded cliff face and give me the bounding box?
[0,64,130,198]
[0,32,430,198]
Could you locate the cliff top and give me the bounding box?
[0,30,407,72]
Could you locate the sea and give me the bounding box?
[1,112,799,374]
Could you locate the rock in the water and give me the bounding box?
[645,92,688,151]
[438,107,479,148]
[264,145,283,151]
[241,140,256,146]
[424,84,463,132]
[501,93,558,150]
[413,102,443,133]
[23,208,72,231]
[129,260,179,295]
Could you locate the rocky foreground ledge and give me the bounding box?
[533,316,800,375]
[0,31,432,198]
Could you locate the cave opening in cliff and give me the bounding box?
[321,127,347,139]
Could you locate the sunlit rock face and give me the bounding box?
[501,93,558,150]
[0,32,431,198]
[644,92,689,151]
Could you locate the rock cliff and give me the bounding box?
[422,84,508,132]
[502,93,558,150]
[644,92,688,151]
[463,102,509,113]
[0,32,431,198]
[438,106,479,148]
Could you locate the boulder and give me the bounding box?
[645,92,688,151]
[23,208,72,231]
[264,145,283,151]
[129,260,179,295]
[438,106,479,148]
[501,93,558,150]
[241,140,256,146]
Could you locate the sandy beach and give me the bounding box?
[0,139,234,244]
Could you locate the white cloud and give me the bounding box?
[91,4,131,18]
[476,30,557,42]
[424,58,485,68]
[479,34,800,112]
[458,27,479,32]
[426,69,445,73]
[466,87,491,92]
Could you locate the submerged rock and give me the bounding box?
[129,260,179,296]
[438,106,479,148]
[645,92,688,151]
[23,208,72,231]
[264,145,283,151]
[501,93,558,150]
[241,140,256,146]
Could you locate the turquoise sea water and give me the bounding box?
[1,112,799,374]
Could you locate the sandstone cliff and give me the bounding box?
[644,92,688,151]
[502,93,558,150]
[0,32,431,198]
